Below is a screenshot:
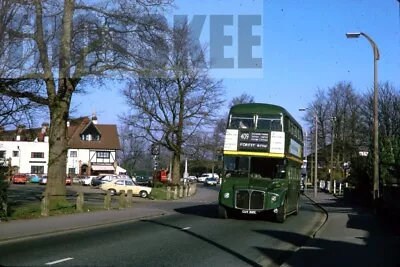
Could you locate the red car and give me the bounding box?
[66,176,72,186]
[12,174,28,184]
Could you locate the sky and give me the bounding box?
[71,0,400,130]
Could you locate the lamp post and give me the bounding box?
[346,32,380,202]
[300,108,318,197]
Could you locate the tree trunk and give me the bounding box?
[45,103,68,202]
[171,152,181,184]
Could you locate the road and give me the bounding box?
[0,187,323,267]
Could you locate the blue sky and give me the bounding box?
[71,0,400,130]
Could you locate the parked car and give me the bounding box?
[135,176,152,186]
[100,179,152,198]
[12,174,28,184]
[91,175,119,187]
[81,176,97,186]
[28,174,41,183]
[66,176,72,186]
[188,175,197,181]
[204,177,217,186]
[39,175,48,185]
[197,173,219,183]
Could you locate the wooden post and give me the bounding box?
[333,180,337,195]
[126,190,133,208]
[179,185,183,198]
[119,190,126,209]
[167,186,171,200]
[41,192,50,216]
[104,191,111,210]
[76,192,84,212]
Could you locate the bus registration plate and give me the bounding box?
[242,210,257,214]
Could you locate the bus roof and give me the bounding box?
[229,103,303,129]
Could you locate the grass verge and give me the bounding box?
[6,201,105,220]
[149,187,168,200]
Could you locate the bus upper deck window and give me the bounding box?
[271,120,282,131]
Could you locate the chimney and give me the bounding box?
[41,122,49,134]
[92,111,98,125]
[16,125,24,141]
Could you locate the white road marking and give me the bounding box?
[181,227,191,230]
[45,257,74,265]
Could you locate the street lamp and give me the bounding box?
[346,31,380,202]
[299,108,318,198]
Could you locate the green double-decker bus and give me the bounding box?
[218,103,304,223]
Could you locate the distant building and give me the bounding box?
[0,114,125,176]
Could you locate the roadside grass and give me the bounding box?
[6,201,105,220]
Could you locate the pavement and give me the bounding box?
[282,190,400,267]
[0,186,218,244]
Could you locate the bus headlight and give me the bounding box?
[271,195,277,202]
[224,192,230,199]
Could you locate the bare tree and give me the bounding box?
[117,125,147,175]
[122,21,224,184]
[0,0,172,201]
[0,1,44,128]
[229,93,255,108]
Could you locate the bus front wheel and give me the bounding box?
[275,199,287,223]
[218,205,230,219]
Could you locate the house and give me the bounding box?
[0,114,125,176]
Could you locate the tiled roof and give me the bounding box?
[67,119,121,150]
[0,127,44,141]
[0,117,121,150]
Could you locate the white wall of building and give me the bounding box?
[0,140,49,174]
[1,141,118,175]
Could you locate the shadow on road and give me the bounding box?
[253,196,400,267]
[142,218,264,267]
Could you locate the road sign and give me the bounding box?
[151,143,160,155]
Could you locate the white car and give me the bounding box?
[39,175,48,185]
[81,176,97,186]
[197,173,219,182]
[204,178,218,186]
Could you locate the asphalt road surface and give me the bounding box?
[0,194,323,267]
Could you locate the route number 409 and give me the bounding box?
[242,210,256,214]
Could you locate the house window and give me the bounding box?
[31,152,44,158]
[13,151,19,157]
[70,151,77,157]
[0,151,5,159]
[31,166,44,174]
[97,151,110,159]
[68,168,76,174]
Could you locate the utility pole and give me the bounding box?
[314,115,318,198]
[329,117,336,193]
